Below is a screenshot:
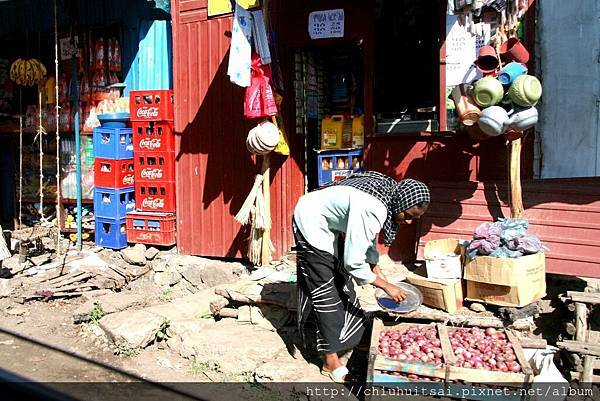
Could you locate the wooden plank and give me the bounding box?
[436,323,456,364]
[570,371,600,382]
[387,309,504,328]
[374,356,445,379]
[448,365,527,387]
[506,330,533,376]
[557,341,600,357]
[517,337,547,349]
[44,271,88,285]
[567,291,600,303]
[581,356,594,389]
[47,282,97,293]
[575,303,589,341]
[45,272,92,289]
[370,318,384,349]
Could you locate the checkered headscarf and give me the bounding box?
[323,171,430,246]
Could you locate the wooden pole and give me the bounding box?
[508,138,524,218]
[575,302,588,342]
[261,154,271,266]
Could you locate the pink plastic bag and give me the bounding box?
[244,54,277,119]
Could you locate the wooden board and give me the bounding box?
[368,318,531,390]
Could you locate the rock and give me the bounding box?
[133,243,147,253]
[144,288,226,322]
[469,303,487,313]
[144,247,159,261]
[121,247,146,266]
[238,305,251,323]
[171,279,201,296]
[6,306,28,316]
[125,263,151,278]
[73,292,146,323]
[0,279,15,298]
[180,265,203,288]
[99,309,163,349]
[230,262,248,277]
[151,260,168,273]
[254,355,328,382]
[172,319,288,375]
[154,271,182,287]
[199,262,235,287]
[2,255,30,274]
[30,254,52,267]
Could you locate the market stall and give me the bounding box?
[0,0,172,247]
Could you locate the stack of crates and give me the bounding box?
[93,125,135,249]
[127,90,176,246]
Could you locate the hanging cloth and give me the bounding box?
[227,4,254,87]
[251,10,271,65]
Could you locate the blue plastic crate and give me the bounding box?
[94,186,135,219]
[93,127,134,159]
[95,217,127,250]
[317,149,363,186]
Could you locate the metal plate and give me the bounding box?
[375,282,423,313]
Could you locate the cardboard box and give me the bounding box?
[424,238,464,280]
[464,252,546,307]
[406,267,463,313]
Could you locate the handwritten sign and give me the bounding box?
[445,16,491,86]
[308,9,344,40]
[60,36,79,61]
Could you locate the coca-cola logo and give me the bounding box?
[141,198,165,209]
[136,107,159,119]
[140,168,164,179]
[139,138,162,150]
[138,233,157,241]
[122,175,134,185]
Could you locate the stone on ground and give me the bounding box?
[121,245,147,266]
[73,292,146,323]
[30,254,52,266]
[167,255,237,287]
[144,288,226,322]
[153,270,182,287]
[0,278,15,298]
[173,319,289,375]
[99,309,164,348]
[470,302,487,313]
[144,247,159,261]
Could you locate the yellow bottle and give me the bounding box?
[321,115,344,150]
[352,115,365,149]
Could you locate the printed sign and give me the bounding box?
[309,9,344,40]
[60,36,79,61]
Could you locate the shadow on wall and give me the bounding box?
[174,38,305,257]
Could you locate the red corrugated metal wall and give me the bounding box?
[171,0,305,258]
[417,180,600,278]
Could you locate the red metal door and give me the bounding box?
[171,0,305,258]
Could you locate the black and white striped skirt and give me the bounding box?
[293,220,368,354]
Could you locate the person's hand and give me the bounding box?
[371,265,387,281]
[383,283,407,302]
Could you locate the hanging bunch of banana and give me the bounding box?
[9,58,47,87]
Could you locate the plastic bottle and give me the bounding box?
[95,38,105,70]
[352,115,365,148]
[113,39,121,72]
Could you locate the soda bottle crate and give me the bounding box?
[316,149,363,186]
[133,151,175,182]
[126,211,176,246]
[94,186,136,219]
[130,90,174,122]
[95,217,127,250]
[132,120,174,153]
[94,158,135,188]
[93,127,134,159]
[135,180,176,213]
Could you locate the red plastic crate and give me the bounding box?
[134,151,175,182]
[130,90,174,121]
[94,158,135,188]
[132,120,175,152]
[126,211,176,246]
[135,180,176,212]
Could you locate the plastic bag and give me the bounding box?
[531,347,569,401]
[244,54,277,119]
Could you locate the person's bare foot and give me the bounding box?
[322,352,342,373]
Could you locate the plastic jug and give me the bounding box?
[321,115,344,149]
[342,114,353,148]
[352,115,365,148]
